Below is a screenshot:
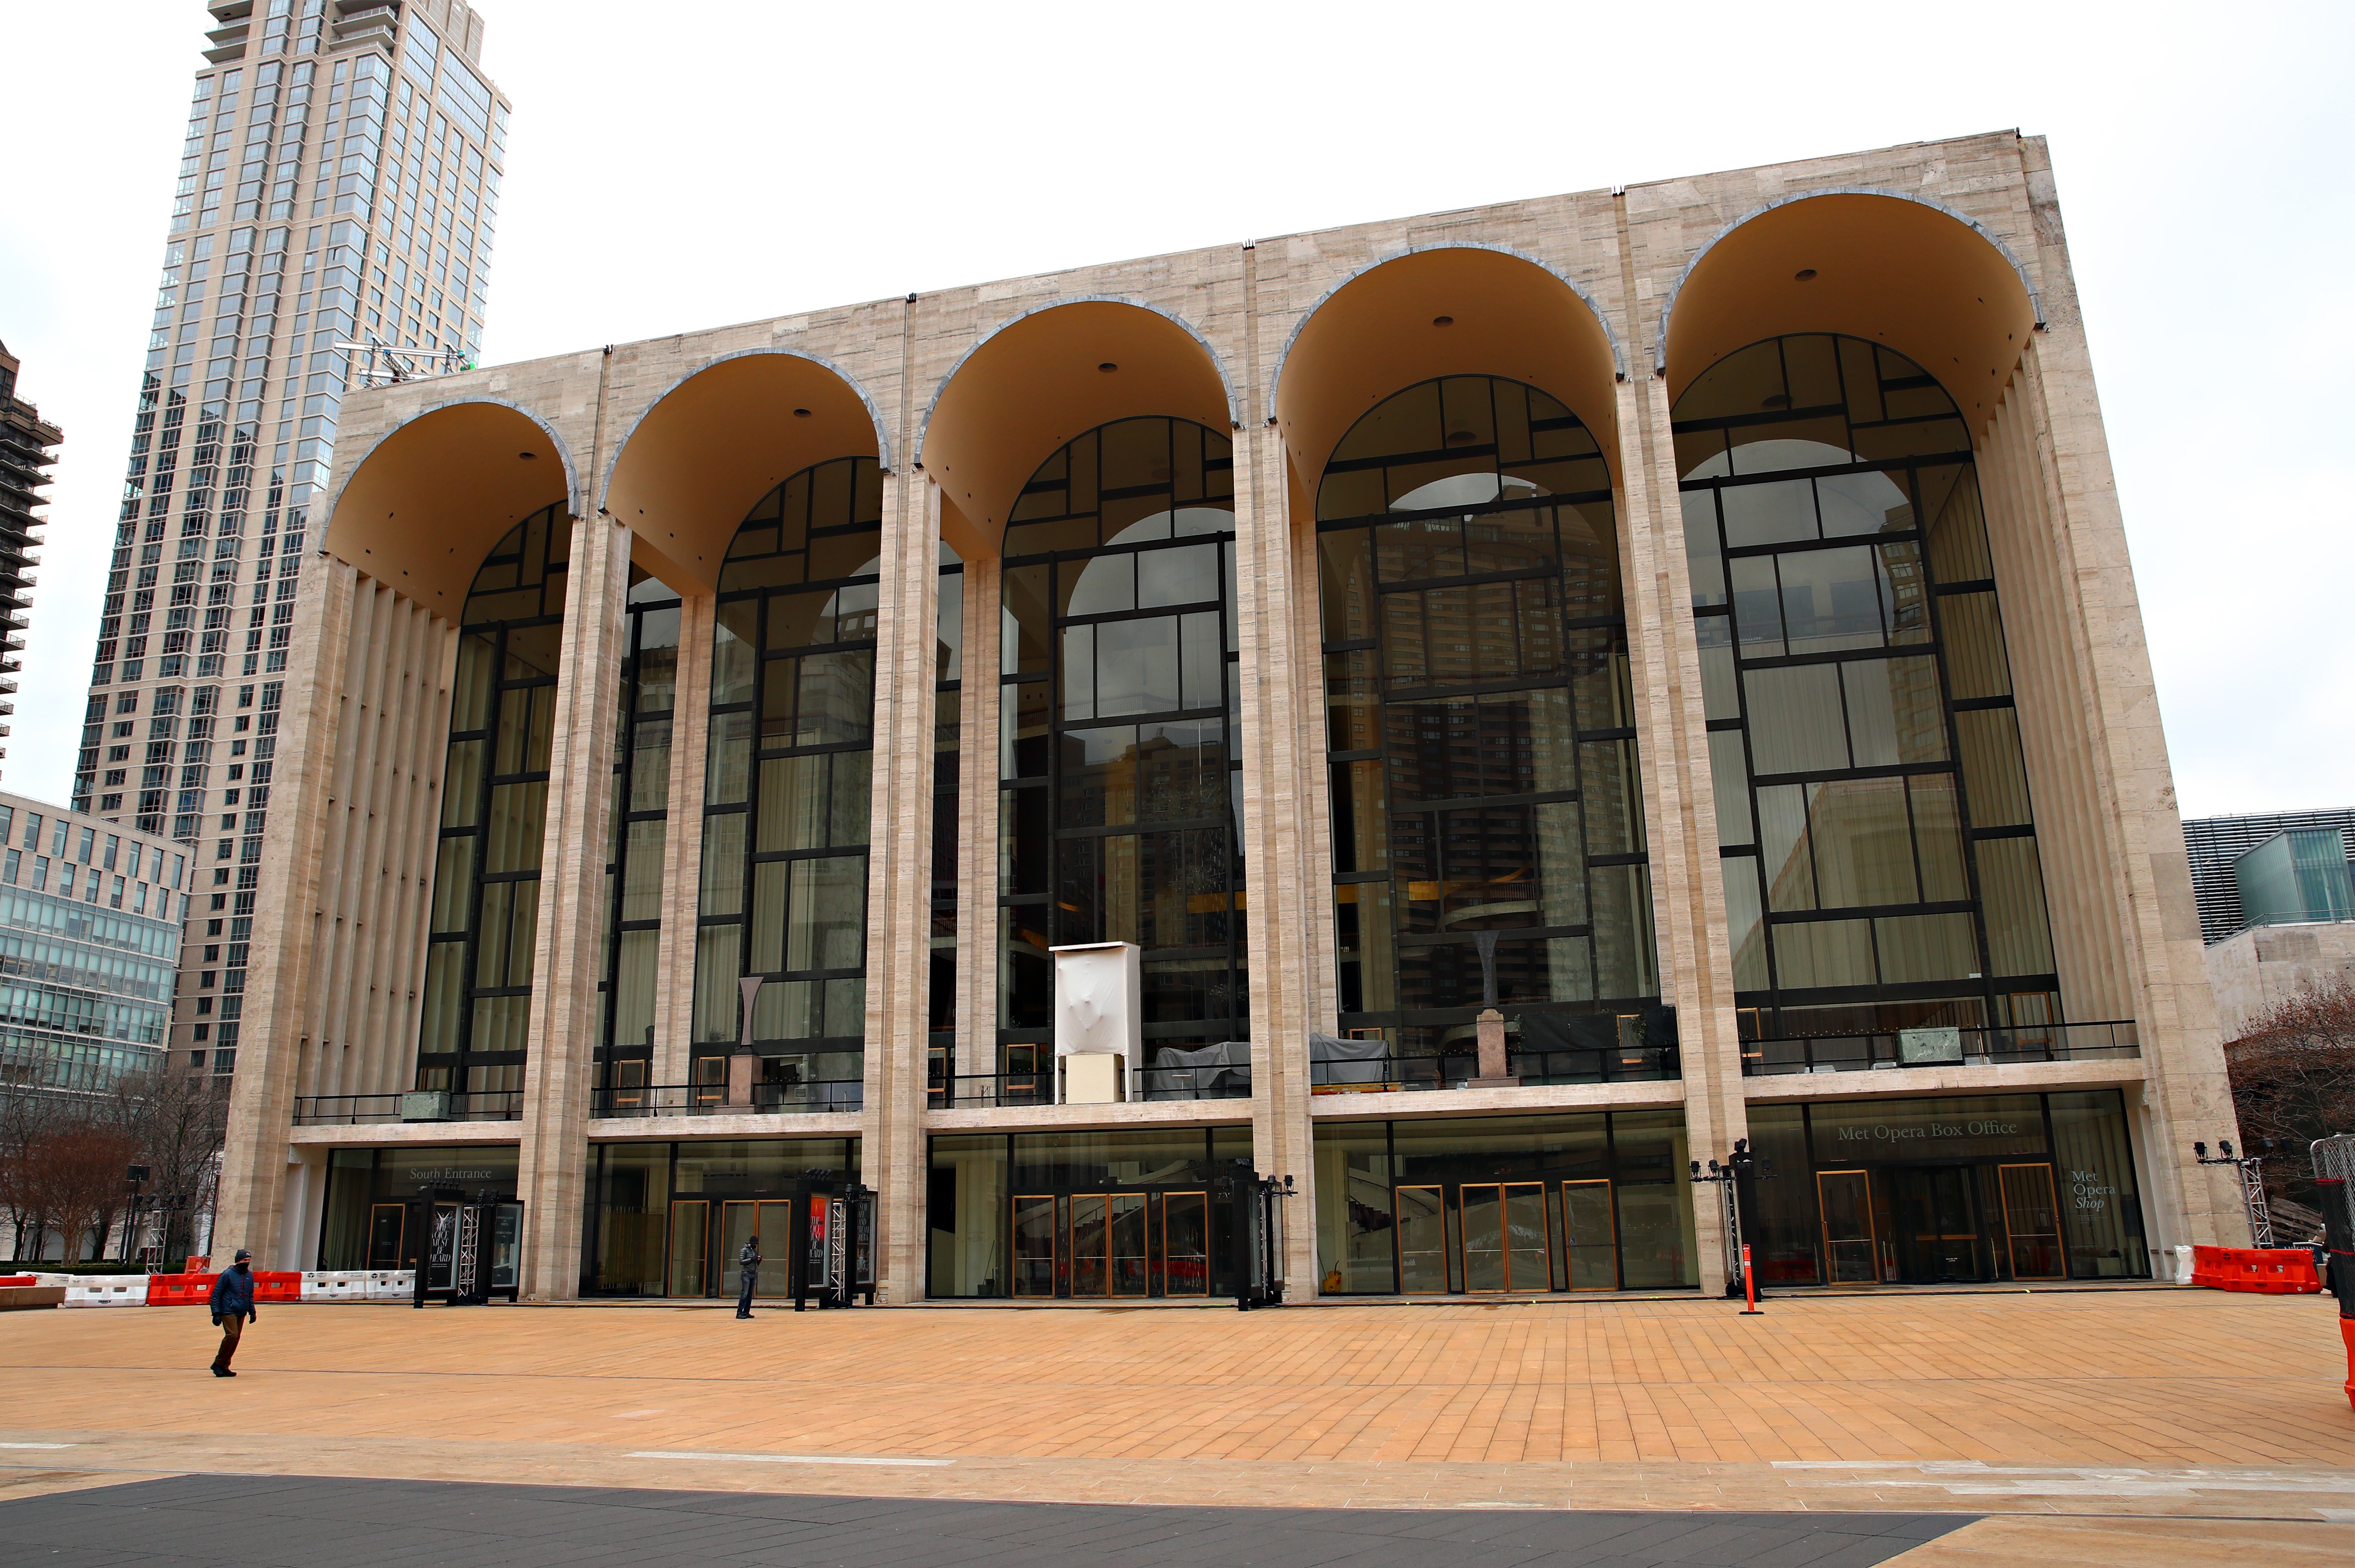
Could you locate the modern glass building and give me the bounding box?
[216,134,2239,1303]
[81,1,509,1080]
[0,790,191,1094]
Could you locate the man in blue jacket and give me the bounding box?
[207,1249,257,1377]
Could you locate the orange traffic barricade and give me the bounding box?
[2189,1245,2323,1294]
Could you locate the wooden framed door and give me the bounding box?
[1395,1184,1448,1293]
[366,1204,405,1269]
[1011,1195,1057,1296]
[667,1199,709,1296]
[1162,1191,1208,1296]
[1997,1164,2064,1280]
[1561,1180,1617,1291]
[1462,1183,1549,1293]
[721,1201,794,1296]
[1816,1170,1877,1283]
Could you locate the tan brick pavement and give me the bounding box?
[2,1290,2351,1556]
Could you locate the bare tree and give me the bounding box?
[110,1063,228,1266]
[2224,973,2355,1216]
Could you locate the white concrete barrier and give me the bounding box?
[366,1270,415,1301]
[301,1271,371,1301]
[61,1277,148,1307]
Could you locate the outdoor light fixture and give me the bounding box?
[1432,315,1454,327]
[517,451,535,459]
[1098,362,1118,373]
[1794,268,1818,281]
[793,407,812,418]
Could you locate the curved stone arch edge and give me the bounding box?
[1650,185,2050,377]
[912,294,1244,468]
[592,345,898,516]
[1264,240,1632,425]
[318,392,588,545]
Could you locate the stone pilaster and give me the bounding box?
[514,510,629,1299]
[1230,426,1323,1293]
[860,474,941,1301]
[652,590,715,1087]
[212,563,358,1267]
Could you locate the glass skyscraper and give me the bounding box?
[84,0,510,1077]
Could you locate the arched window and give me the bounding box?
[692,457,881,1108]
[998,417,1246,1077]
[1316,377,1661,1084]
[1675,333,2058,1053]
[417,503,568,1097]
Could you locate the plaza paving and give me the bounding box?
[1,1290,2350,1563]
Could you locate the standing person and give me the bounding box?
[735,1235,761,1319]
[207,1249,258,1377]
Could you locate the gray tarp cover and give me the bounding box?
[1309,1032,1388,1084]
[1147,1040,1249,1100]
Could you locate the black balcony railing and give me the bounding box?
[291,1090,522,1126]
[588,1080,864,1118]
[1309,1044,1679,1093]
[1740,1021,2140,1076]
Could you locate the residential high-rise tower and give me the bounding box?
[0,341,56,780]
[86,0,510,1077]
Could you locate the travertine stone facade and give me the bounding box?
[219,132,2247,1301]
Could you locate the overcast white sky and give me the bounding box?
[3,1,2349,820]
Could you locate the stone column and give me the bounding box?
[1614,364,1746,1298]
[859,472,941,1302]
[1229,426,1324,1293]
[952,556,1002,1085]
[514,510,630,1300]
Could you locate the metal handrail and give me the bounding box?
[927,1063,1257,1108]
[291,1091,522,1126]
[588,1080,863,1117]
[1740,1020,2140,1076]
[1310,1045,1678,1093]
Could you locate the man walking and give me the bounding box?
[735,1235,761,1319]
[207,1249,258,1377]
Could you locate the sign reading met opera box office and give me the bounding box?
[217,130,2238,1304]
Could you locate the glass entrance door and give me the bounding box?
[1163,1191,1208,1296]
[1012,1195,1058,1296]
[1395,1185,1448,1293]
[1998,1164,2064,1280]
[720,1199,795,1296]
[1892,1167,1986,1282]
[1067,1193,1150,1297]
[367,1204,405,1269]
[1817,1170,1879,1283]
[667,1199,709,1296]
[1461,1183,1549,1292]
[1561,1180,1617,1290]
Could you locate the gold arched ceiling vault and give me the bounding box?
[1659,191,2041,420]
[321,398,577,610]
[918,299,1235,559]
[600,350,886,594]
[1272,246,1624,498]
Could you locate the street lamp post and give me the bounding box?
[121,1165,150,1265]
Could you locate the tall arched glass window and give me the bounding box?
[417,503,568,1096]
[1674,333,2058,1052]
[998,417,1245,1078]
[1316,377,1660,1084]
[692,457,881,1108]
[594,568,680,1102]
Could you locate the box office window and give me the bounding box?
[928,1126,1252,1299]
[581,1138,859,1297]
[1312,1111,1697,1295]
[1743,1090,2146,1285]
